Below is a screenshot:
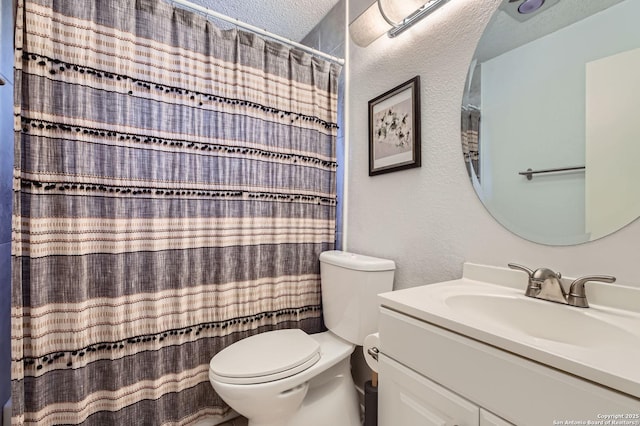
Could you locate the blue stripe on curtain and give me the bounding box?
[11,0,341,424]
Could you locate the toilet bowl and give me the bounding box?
[209,251,395,426]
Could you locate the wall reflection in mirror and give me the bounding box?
[462,0,640,245]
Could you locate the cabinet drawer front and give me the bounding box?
[379,354,479,426]
[379,307,640,425]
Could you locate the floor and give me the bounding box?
[192,413,248,426]
[217,416,248,426]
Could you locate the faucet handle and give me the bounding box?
[568,275,616,308]
[509,263,540,297]
[508,263,561,280]
[508,263,534,277]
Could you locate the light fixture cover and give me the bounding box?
[349,2,392,47]
[501,0,560,22]
[518,0,545,14]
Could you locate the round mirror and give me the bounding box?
[461,0,640,245]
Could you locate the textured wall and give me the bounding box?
[301,0,345,58]
[346,0,640,289]
[299,0,382,396]
[301,0,346,248]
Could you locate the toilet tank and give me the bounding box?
[319,251,395,345]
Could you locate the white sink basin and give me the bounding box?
[445,293,637,348]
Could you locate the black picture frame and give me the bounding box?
[368,76,421,176]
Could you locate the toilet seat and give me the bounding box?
[209,329,321,385]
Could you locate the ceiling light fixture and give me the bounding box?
[349,0,450,47]
[517,0,545,14]
[503,0,560,22]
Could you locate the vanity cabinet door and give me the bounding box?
[379,354,479,426]
[480,409,513,426]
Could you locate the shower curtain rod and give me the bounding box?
[170,0,346,65]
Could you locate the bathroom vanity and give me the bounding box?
[377,263,640,425]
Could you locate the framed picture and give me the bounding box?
[368,76,421,176]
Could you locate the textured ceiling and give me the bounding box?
[182,0,341,42]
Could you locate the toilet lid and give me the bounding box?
[209,329,321,385]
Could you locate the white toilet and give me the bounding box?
[208,250,395,426]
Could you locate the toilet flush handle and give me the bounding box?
[367,347,379,361]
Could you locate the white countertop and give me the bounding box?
[378,263,640,400]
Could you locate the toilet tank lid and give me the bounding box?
[319,251,395,272]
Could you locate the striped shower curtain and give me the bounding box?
[11,0,341,424]
[461,107,480,181]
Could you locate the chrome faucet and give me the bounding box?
[508,263,565,303]
[508,263,616,308]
